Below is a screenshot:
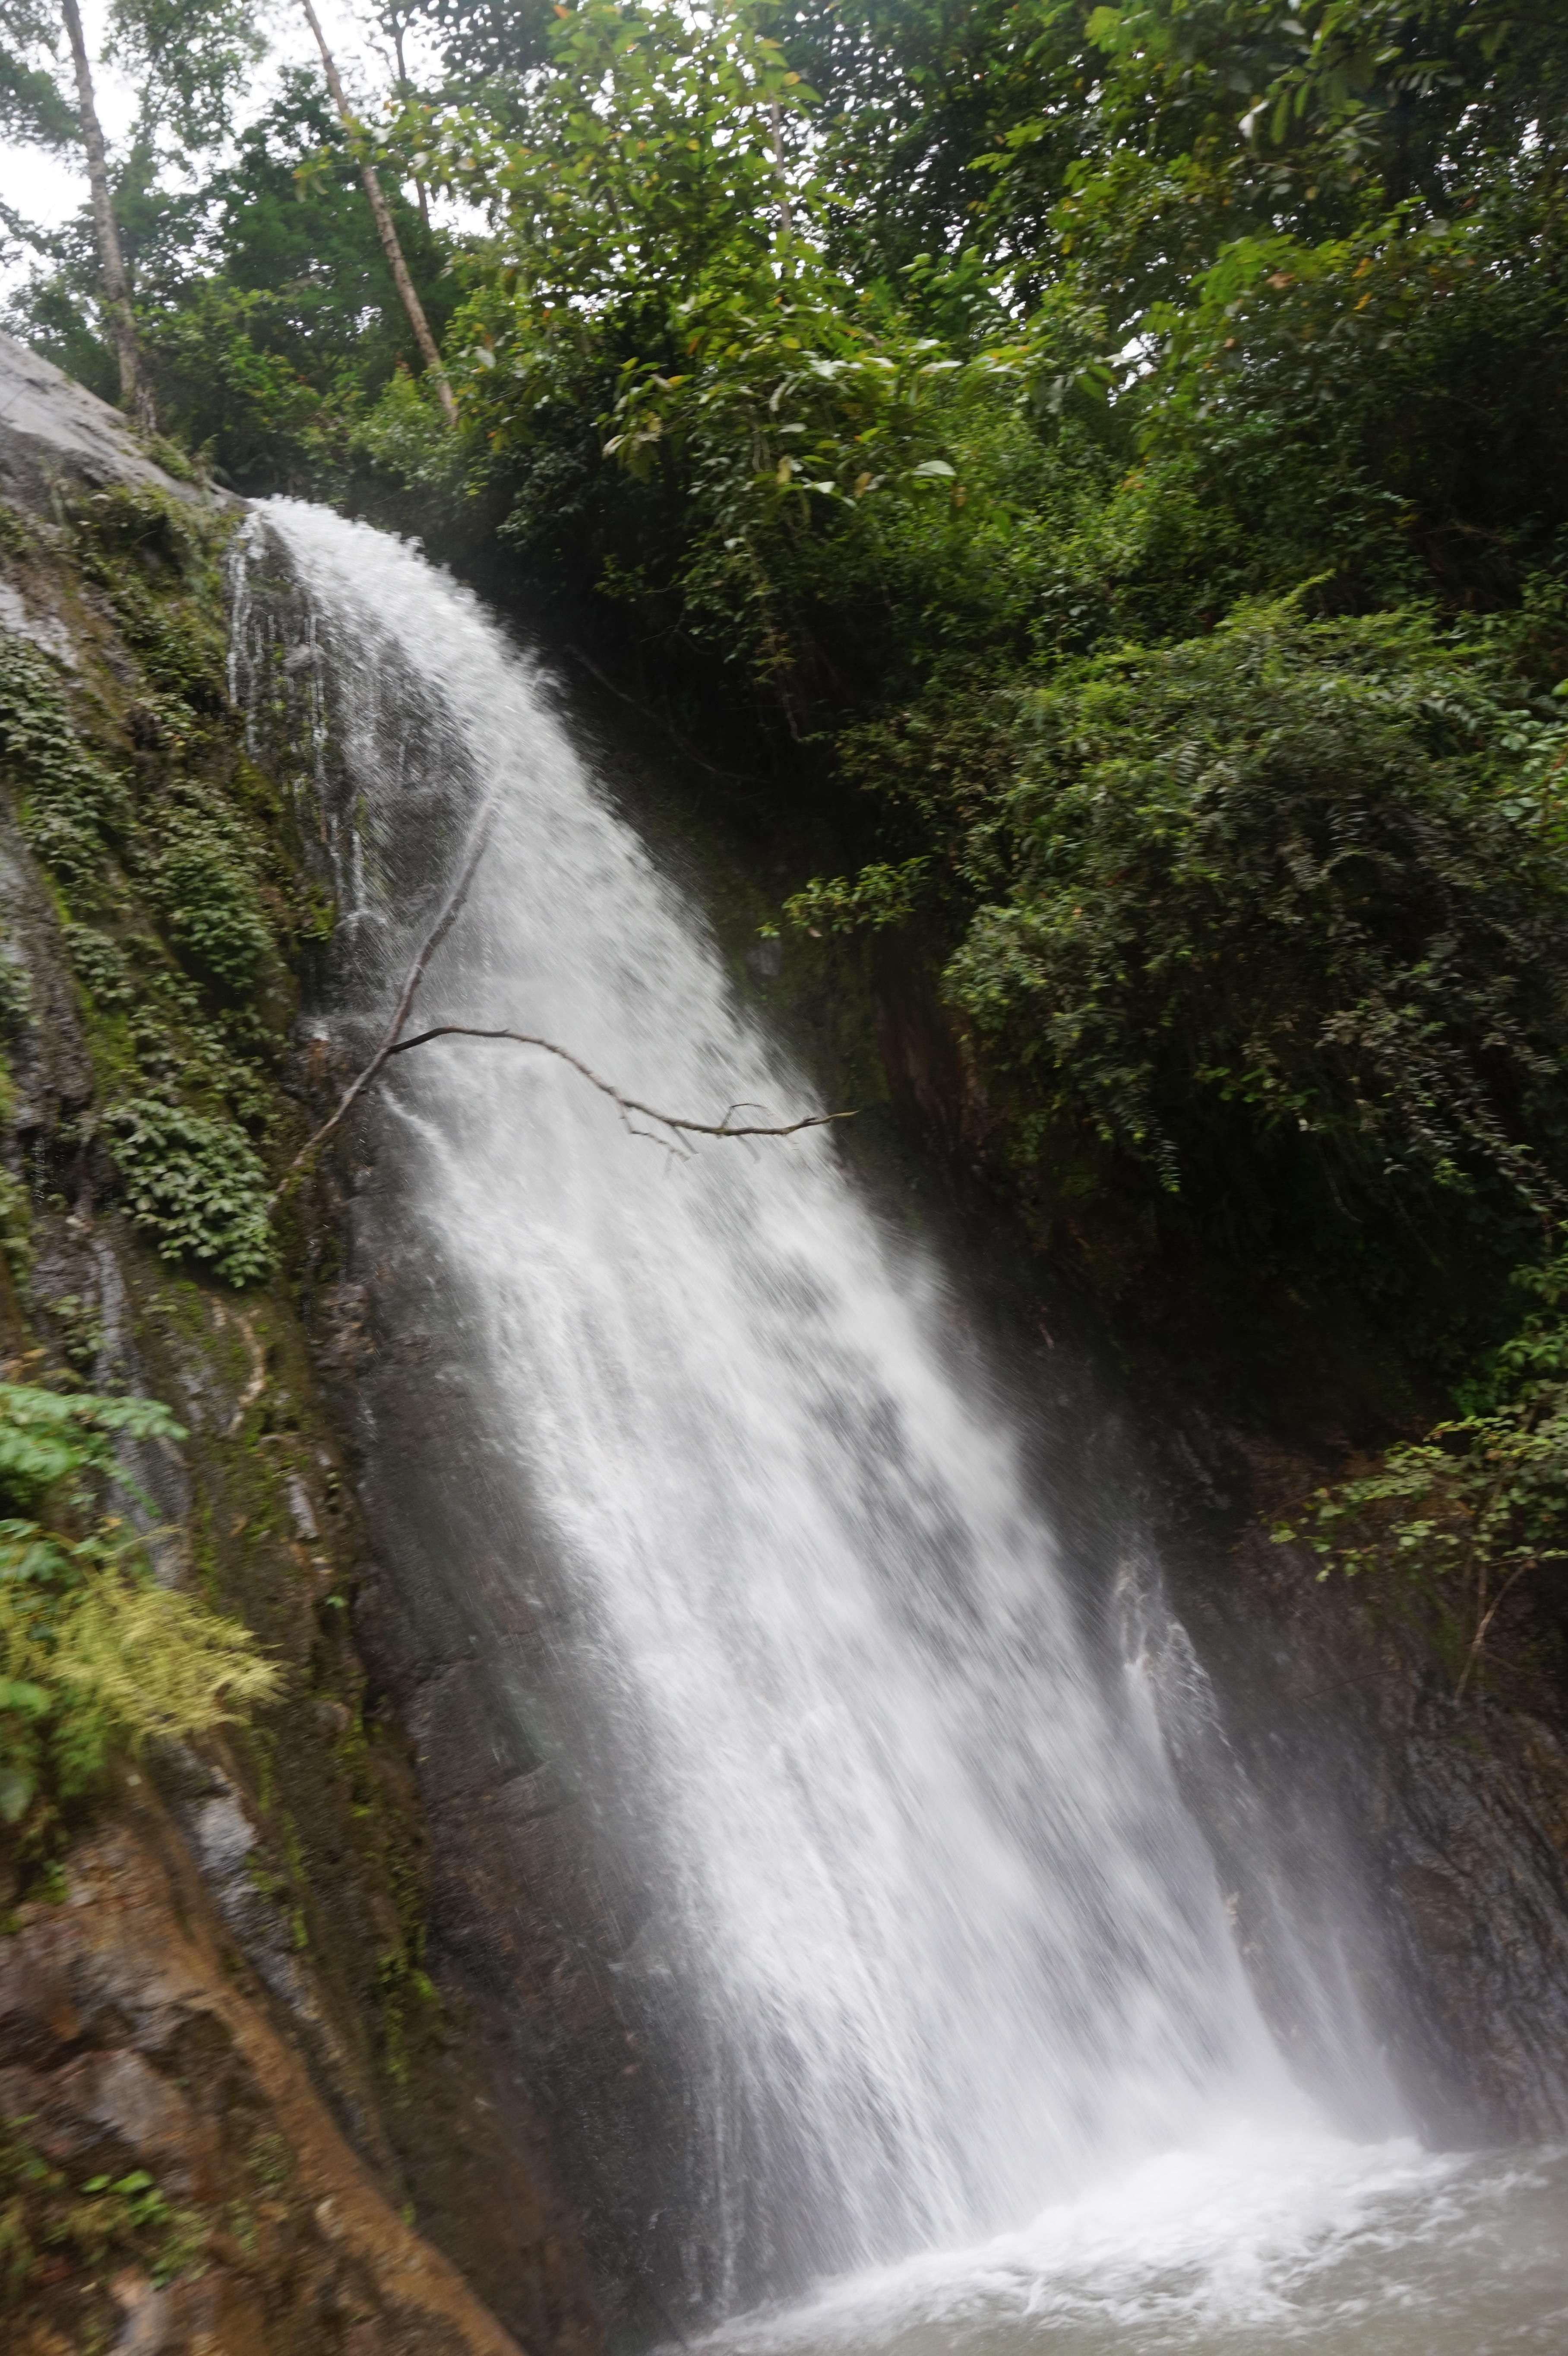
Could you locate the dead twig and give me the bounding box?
[274,808,497,1203]
[385,1026,857,1143]
[225,1312,268,1438]
[1454,1556,1539,1701]
[274,809,854,1204]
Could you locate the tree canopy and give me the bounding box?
[7,0,1568,1427]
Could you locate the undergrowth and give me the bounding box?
[0,484,288,1284]
[789,600,1568,1343]
[0,1381,281,1834]
[1276,1250,1568,1703]
[1,2117,211,2311]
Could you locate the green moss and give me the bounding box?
[244,2130,292,2193]
[0,576,298,1288]
[0,1169,31,1287]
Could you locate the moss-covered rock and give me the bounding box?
[0,332,598,2356]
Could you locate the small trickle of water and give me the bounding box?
[238,502,1565,2340]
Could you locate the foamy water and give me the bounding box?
[703,2136,1568,2353]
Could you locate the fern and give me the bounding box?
[0,1384,279,1820]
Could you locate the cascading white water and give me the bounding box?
[235,501,1557,2348]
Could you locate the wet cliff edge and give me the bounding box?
[0,335,601,2356]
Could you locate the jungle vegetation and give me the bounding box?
[6,2,1568,1645]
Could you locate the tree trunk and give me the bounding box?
[386,12,430,229]
[58,0,154,434]
[300,0,457,426]
[768,99,795,244]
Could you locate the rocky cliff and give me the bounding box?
[875,966,1568,2145]
[0,333,599,2356]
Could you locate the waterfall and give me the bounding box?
[238,501,1419,2320]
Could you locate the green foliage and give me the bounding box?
[0,633,130,896]
[780,857,929,936]
[72,488,231,712]
[62,922,136,1007]
[0,1168,30,1287]
[945,602,1568,1206]
[0,1550,281,1805]
[0,1381,280,1827]
[0,1382,182,1511]
[3,491,288,1282]
[1274,1247,1568,1694]
[143,72,458,493]
[0,0,78,149]
[72,481,202,572]
[104,0,265,159]
[403,0,556,103]
[110,576,228,712]
[105,1099,275,1286]
[1,2119,211,2310]
[791,601,1568,1321]
[1129,187,1568,613]
[149,807,274,990]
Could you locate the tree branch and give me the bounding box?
[298,0,458,425]
[1454,1555,1537,1701]
[274,807,496,1201]
[384,1026,857,1142]
[274,808,854,1206]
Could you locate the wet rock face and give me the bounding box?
[327,1257,699,2350]
[0,332,214,518]
[1160,1432,1568,2146]
[0,345,602,2353]
[0,1811,527,2356]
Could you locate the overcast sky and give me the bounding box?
[0,0,446,301]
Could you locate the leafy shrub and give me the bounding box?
[149,815,274,991]
[936,602,1568,1239]
[1275,1251,1568,1697]
[0,1383,281,1824]
[0,1383,180,1505]
[0,635,129,895]
[62,924,136,1008]
[780,856,930,935]
[1,1564,281,1802]
[104,1099,275,1286]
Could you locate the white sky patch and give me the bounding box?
[0,0,450,302]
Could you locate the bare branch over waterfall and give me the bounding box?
[276,816,853,1203]
[385,1026,857,1145]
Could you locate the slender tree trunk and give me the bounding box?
[59,0,154,434]
[300,0,457,425]
[768,98,794,244]
[387,13,430,229]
